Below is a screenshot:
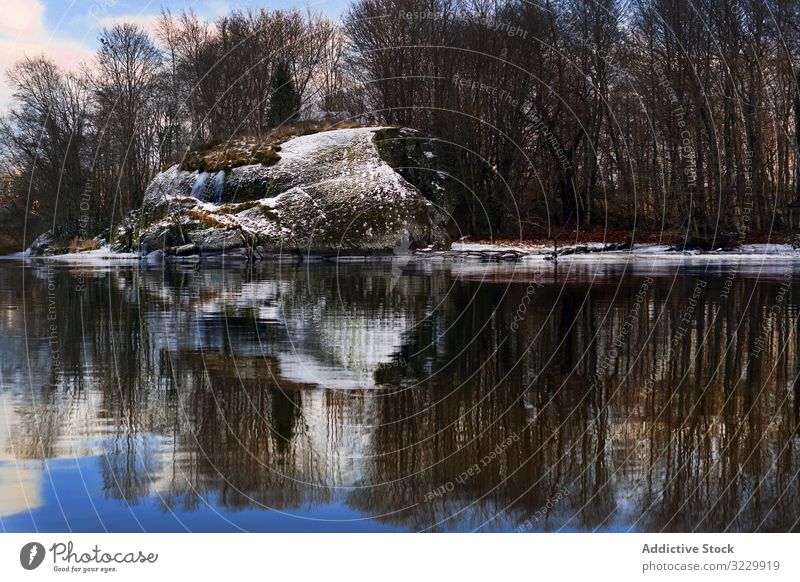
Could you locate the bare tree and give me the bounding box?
[0,56,89,240]
[91,23,165,221]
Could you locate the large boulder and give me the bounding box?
[0,233,22,255]
[0,202,26,255]
[128,127,449,257]
[26,231,59,256]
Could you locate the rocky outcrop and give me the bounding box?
[0,203,26,255]
[26,231,66,256]
[122,127,449,258]
[372,128,474,239]
[0,233,22,255]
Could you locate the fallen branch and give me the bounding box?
[544,239,633,261]
[414,249,530,262]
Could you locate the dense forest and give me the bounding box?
[2,0,800,250]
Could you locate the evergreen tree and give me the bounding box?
[269,62,301,126]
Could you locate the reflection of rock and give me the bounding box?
[278,302,411,390]
[130,128,449,256]
[135,266,417,390]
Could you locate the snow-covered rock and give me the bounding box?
[131,127,448,256]
[27,231,58,256]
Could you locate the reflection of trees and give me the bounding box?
[350,272,800,532]
[165,352,335,511]
[1,262,799,531]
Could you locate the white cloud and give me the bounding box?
[91,0,233,36]
[93,12,162,36]
[0,0,240,111]
[0,0,45,37]
[0,0,95,111]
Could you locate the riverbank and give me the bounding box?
[412,241,798,264]
[4,240,799,265]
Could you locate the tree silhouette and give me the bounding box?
[269,62,301,127]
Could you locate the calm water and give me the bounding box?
[0,257,799,532]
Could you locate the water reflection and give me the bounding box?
[0,259,798,532]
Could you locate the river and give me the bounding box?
[0,257,798,532]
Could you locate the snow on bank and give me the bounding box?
[453,242,800,262]
[0,251,29,260]
[20,246,141,264]
[8,241,800,265]
[579,243,800,262]
[739,244,795,254]
[450,242,548,253]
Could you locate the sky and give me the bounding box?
[0,0,350,110]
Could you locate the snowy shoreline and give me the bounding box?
[447,242,800,262]
[2,241,800,265]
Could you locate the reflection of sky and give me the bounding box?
[0,462,42,520]
[0,397,42,518]
[0,457,402,533]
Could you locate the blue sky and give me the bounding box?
[0,0,351,109]
[40,0,351,36]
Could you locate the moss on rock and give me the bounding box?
[181,139,280,172]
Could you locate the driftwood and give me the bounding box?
[544,239,633,261]
[668,233,739,252]
[414,248,529,262]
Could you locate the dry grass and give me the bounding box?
[181,140,280,172]
[217,200,261,214]
[186,209,229,229]
[69,238,101,253]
